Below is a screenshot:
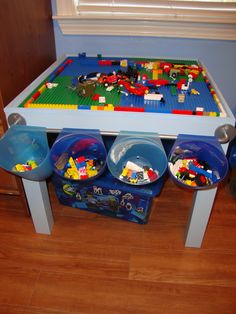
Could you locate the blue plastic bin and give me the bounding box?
[107,131,167,185]
[0,125,53,181]
[52,169,164,224]
[168,134,229,189]
[50,129,107,181]
[229,144,236,168]
[228,142,236,196]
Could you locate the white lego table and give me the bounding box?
[4,54,235,247]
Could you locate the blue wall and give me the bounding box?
[51,0,236,118]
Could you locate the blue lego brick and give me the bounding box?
[78,56,101,66]
[156,107,173,114]
[56,57,124,78]
[78,52,87,58]
[48,73,57,82]
[120,94,145,108]
[78,105,91,110]
[143,99,159,113]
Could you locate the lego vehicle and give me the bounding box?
[118,80,149,96]
[99,73,121,87]
[147,79,169,87]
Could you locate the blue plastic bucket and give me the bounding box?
[50,128,107,181]
[0,125,53,181]
[168,134,229,189]
[107,131,167,185]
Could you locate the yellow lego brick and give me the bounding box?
[64,172,70,179]
[213,95,218,103]
[185,179,193,186]
[72,105,78,110]
[25,103,78,110]
[106,104,114,111]
[27,159,38,168]
[152,62,161,70]
[152,69,158,80]
[209,112,217,117]
[120,167,128,177]
[87,169,98,178]
[120,59,128,67]
[91,105,97,110]
[15,164,26,172]
[38,84,47,94]
[68,157,77,171]
[26,103,36,108]
[152,62,158,70]
[66,168,79,179]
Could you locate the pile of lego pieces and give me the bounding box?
[168,156,217,187]
[63,156,103,180]
[119,160,159,184]
[13,160,38,172]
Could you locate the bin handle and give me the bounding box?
[8,113,26,126]
[215,124,236,144]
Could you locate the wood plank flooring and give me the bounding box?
[0,176,235,314]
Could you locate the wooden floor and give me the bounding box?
[0,176,235,314]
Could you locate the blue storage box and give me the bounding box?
[52,170,165,224]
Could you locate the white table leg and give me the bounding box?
[185,187,217,248]
[22,179,54,234]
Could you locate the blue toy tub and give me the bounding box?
[52,169,165,224]
[168,134,229,189]
[107,131,167,185]
[50,128,107,181]
[0,125,53,181]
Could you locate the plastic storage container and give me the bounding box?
[168,134,229,189]
[106,131,167,185]
[228,140,236,196]
[52,169,164,224]
[0,125,53,181]
[50,128,107,181]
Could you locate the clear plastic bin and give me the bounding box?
[107,131,167,185]
[168,134,229,189]
[50,128,107,181]
[0,125,53,181]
